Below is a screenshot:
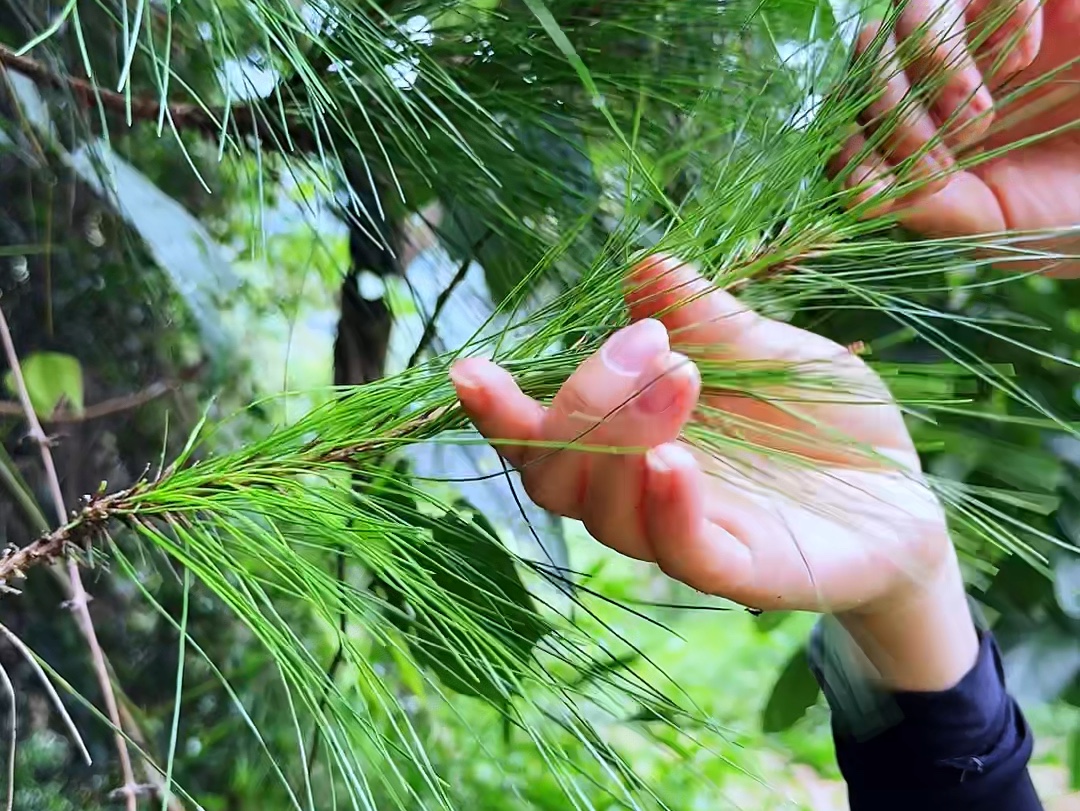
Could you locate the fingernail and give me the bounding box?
[844,162,886,192]
[920,149,944,179]
[992,30,1038,76]
[601,319,668,377]
[949,78,992,125]
[637,374,679,415]
[932,138,957,171]
[636,352,693,415]
[969,83,993,116]
[449,363,479,391]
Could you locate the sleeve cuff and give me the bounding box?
[810,622,1038,808]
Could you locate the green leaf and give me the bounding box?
[570,651,640,688]
[1063,675,1080,708]
[982,555,1054,616]
[761,0,837,46]
[4,351,84,418]
[440,117,598,304]
[432,0,501,30]
[761,646,821,733]
[375,480,551,704]
[625,699,680,725]
[66,143,237,355]
[998,624,1080,706]
[1059,498,1080,547]
[407,512,549,703]
[386,640,427,699]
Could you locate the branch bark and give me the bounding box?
[0,309,139,810]
[0,44,313,151]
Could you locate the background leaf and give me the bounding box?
[4,351,84,418]
[754,611,793,635]
[376,479,552,703]
[999,625,1080,707]
[761,645,821,734]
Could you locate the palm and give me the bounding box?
[692,449,944,611]
[674,349,945,610]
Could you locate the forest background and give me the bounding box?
[0,0,1078,808]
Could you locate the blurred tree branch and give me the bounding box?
[0,380,171,422]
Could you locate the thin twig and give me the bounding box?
[0,309,138,810]
[0,622,91,766]
[115,702,186,811]
[1,401,455,585]
[406,230,493,369]
[0,381,173,423]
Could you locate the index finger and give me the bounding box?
[624,254,839,363]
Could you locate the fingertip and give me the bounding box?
[624,255,759,348]
[450,358,545,464]
[634,352,700,422]
[834,146,898,219]
[643,443,699,546]
[627,253,687,286]
[894,169,1006,237]
[645,443,701,512]
[643,445,755,597]
[977,0,1043,79]
[450,357,497,407]
[646,442,698,480]
[998,29,1041,79]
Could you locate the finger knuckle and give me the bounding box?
[521,467,557,512]
[857,21,883,52]
[552,387,608,430]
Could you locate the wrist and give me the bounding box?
[837,544,979,693]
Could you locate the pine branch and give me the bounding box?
[0,401,454,586]
[0,488,129,586]
[0,44,314,151]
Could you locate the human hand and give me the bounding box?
[834,0,1080,275]
[451,256,978,690]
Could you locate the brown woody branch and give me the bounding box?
[0,488,128,587]
[0,44,313,151]
[0,380,173,423]
[0,310,139,810]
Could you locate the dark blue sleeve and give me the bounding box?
[826,632,1043,811]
